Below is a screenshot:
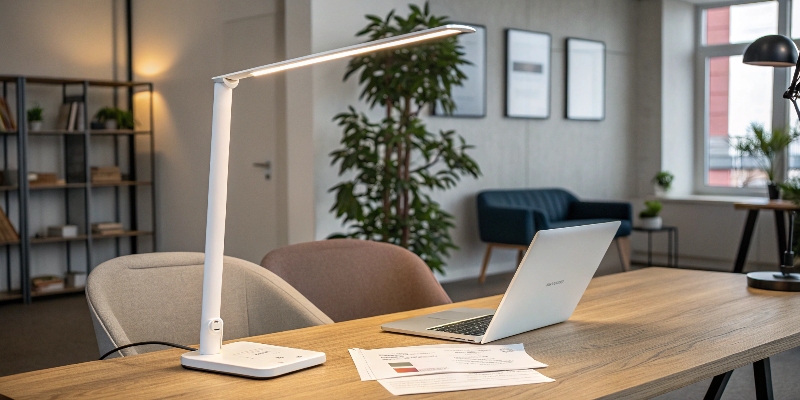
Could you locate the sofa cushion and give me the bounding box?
[548,218,631,238]
[478,189,578,222]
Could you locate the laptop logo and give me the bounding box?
[546,280,564,287]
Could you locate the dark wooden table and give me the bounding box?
[1,268,799,399]
[733,200,800,273]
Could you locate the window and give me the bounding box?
[697,0,795,192]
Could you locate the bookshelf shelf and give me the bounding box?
[0,286,86,302]
[30,231,152,245]
[24,181,152,190]
[27,129,151,136]
[0,75,157,303]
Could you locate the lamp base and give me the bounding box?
[746,271,800,292]
[180,341,325,379]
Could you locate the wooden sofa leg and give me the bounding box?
[479,244,494,284]
[616,236,631,272]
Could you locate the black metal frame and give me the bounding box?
[733,209,789,273]
[704,358,773,400]
[504,28,552,119]
[632,226,679,268]
[431,23,487,119]
[0,75,156,304]
[564,37,606,121]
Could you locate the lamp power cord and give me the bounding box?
[99,341,195,360]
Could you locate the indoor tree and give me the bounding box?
[328,3,481,273]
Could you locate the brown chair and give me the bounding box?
[260,239,452,322]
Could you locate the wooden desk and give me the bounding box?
[733,200,800,273]
[2,268,800,399]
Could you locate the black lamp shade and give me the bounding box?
[743,34,798,67]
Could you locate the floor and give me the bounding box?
[1,272,799,399]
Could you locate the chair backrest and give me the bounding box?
[478,188,579,222]
[260,239,452,322]
[86,252,333,358]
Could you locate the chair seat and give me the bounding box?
[548,218,631,238]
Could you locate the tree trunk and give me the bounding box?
[401,97,412,247]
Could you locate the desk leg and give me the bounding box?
[647,231,652,267]
[734,210,759,273]
[675,229,679,268]
[754,358,774,400]
[704,370,732,400]
[774,210,787,262]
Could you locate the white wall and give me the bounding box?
[309,0,639,281]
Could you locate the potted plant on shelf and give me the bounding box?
[652,171,674,196]
[327,3,480,274]
[27,104,43,132]
[639,200,663,230]
[95,107,134,130]
[734,122,800,199]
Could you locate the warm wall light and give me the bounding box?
[180,24,475,379]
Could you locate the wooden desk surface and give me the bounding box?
[734,199,800,210]
[2,268,800,399]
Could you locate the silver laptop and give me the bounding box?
[381,221,620,344]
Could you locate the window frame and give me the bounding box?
[694,0,792,196]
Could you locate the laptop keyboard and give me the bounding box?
[427,314,493,337]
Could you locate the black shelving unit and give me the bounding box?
[0,76,156,303]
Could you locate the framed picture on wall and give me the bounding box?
[505,29,551,119]
[566,38,606,121]
[433,24,486,118]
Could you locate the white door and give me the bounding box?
[221,12,282,264]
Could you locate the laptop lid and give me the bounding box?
[481,221,620,343]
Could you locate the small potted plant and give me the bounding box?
[639,200,663,230]
[652,171,674,196]
[734,122,800,199]
[27,104,43,132]
[95,107,134,130]
[96,107,119,130]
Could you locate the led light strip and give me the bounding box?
[213,25,474,81]
[251,30,460,76]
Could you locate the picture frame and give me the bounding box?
[433,24,486,118]
[505,29,551,119]
[565,38,606,121]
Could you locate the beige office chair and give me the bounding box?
[260,239,452,322]
[86,252,333,359]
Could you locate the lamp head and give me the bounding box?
[743,34,798,67]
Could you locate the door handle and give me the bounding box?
[253,161,271,180]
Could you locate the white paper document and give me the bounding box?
[349,343,547,381]
[377,369,555,396]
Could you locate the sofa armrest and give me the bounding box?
[569,201,632,221]
[477,205,550,246]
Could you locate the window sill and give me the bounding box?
[653,194,770,206]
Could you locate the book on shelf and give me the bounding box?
[28,172,61,185]
[0,205,19,243]
[92,222,124,235]
[32,276,65,293]
[47,225,79,238]
[56,99,86,132]
[0,97,16,132]
[65,272,87,288]
[91,166,122,183]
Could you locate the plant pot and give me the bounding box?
[28,121,42,132]
[640,216,662,230]
[654,184,668,197]
[103,120,118,130]
[768,182,780,200]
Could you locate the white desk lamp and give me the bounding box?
[180,24,475,378]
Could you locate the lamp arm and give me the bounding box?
[199,78,239,355]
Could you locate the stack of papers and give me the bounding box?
[349,344,554,396]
